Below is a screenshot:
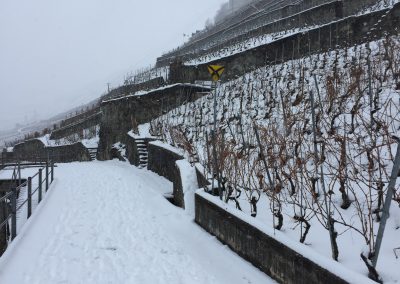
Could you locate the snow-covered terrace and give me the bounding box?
[102,83,211,104]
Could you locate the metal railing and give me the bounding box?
[0,162,55,254]
[1,156,49,169]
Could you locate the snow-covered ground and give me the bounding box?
[0,161,274,284]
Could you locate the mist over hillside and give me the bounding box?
[214,0,255,23]
[0,0,226,134]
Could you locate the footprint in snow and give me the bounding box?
[100,246,118,251]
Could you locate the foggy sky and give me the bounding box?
[0,0,226,131]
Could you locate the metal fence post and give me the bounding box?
[27,177,32,218]
[372,140,400,267]
[11,189,17,240]
[18,161,21,187]
[51,162,54,183]
[38,168,42,203]
[45,162,49,192]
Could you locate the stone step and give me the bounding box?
[88,148,98,162]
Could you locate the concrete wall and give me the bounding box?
[195,164,210,189]
[195,193,350,284]
[13,139,90,163]
[46,143,91,163]
[1,151,15,165]
[97,84,209,160]
[13,140,46,160]
[147,142,186,207]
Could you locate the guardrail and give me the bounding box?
[0,157,49,169]
[0,162,55,255]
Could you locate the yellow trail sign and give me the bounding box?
[207,65,225,81]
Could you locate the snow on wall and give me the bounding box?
[176,159,199,216]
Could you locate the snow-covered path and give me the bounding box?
[0,161,273,284]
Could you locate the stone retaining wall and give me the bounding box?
[13,139,90,163]
[147,142,186,207]
[195,192,355,284]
